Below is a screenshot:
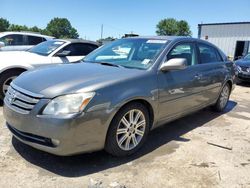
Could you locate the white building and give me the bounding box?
[198,22,250,59]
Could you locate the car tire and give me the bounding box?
[213,83,231,112]
[105,102,150,157]
[0,70,23,100]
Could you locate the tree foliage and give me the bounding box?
[156,18,192,36]
[8,24,29,32]
[46,18,79,38]
[0,18,10,32]
[0,17,79,39]
[96,36,116,44]
[177,20,192,36]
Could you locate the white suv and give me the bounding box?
[0,31,54,51]
[0,39,99,99]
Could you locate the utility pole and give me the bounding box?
[101,24,103,40]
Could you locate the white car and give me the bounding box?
[0,31,55,51]
[0,39,99,99]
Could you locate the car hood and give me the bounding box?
[235,59,250,67]
[13,62,145,98]
[0,51,45,64]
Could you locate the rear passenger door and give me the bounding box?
[196,42,225,104]
[158,42,204,121]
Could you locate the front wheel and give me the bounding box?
[105,103,150,157]
[213,83,231,112]
[0,70,23,100]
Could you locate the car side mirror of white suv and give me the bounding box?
[56,50,71,57]
[160,58,187,72]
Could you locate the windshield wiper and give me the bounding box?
[84,60,123,68]
[99,62,122,68]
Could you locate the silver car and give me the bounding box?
[3,36,235,157]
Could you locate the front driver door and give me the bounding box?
[157,42,203,121]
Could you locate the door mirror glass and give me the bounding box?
[56,50,71,57]
[160,58,187,71]
[0,41,5,48]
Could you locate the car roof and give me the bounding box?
[126,35,191,41]
[125,36,220,48]
[55,39,99,46]
[0,31,54,39]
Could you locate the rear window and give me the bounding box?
[27,36,45,45]
[198,43,223,64]
[62,43,98,56]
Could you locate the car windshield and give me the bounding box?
[243,54,250,60]
[84,38,168,70]
[28,40,65,56]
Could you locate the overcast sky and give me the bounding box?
[1,0,250,40]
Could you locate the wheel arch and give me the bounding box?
[226,79,233,93]
[0,67,28,76]
[223,79,233,94]
[111,98,155,130]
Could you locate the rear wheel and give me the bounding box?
[0,70,24,100]
[213,83,231,112]
[105,102,150,157]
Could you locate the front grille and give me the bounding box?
[4,85,42,114]
[239,73,250,79]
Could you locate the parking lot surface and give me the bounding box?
[0,84,250,188]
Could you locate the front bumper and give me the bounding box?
[3,99,114,156]
[237,72,250,82]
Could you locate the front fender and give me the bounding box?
[86,74,159,128]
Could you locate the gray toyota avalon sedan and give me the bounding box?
[3,36,235,157]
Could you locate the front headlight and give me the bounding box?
[43,92,95,115]
[236,65,242,72]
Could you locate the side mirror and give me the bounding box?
[0,42,5,48]
[160,58,187,71]
[56,50,71,57]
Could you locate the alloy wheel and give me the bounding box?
[116,109,146,151]
[219,85,230,109]
[2,76,16,95]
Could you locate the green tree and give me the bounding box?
[96,36,116,44]
[0,18,10,32]
[29,26,43,33]
[156,18,178,36]
[177,20,192,36]
[156,18,192,36]
[45,17,79,38]
[8,24,29,31]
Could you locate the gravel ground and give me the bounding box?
[0,84,250,188]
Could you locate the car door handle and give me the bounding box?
[194,73,202,80]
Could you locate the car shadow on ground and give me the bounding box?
[237,81,250,87]
[12,101,237,177]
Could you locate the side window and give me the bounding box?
[198,43,222,64]
[62,43,98,56]
[0,34,24,46]
[27,36,44,45]
[167,43,197,66]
